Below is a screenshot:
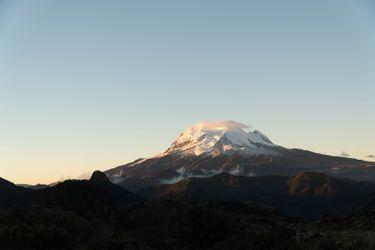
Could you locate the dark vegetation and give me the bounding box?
[1,171,375,249]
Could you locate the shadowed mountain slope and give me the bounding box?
[139,172,375,220]
[0,177,34,207]
[0,171,142,217]
[35,171,142,216]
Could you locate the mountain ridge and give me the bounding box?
[0,171,142,216]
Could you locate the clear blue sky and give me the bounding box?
[1,0,374,184]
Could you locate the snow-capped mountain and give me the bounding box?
[105,120,375,191]
[163,120,278,157]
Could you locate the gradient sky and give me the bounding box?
[1,0,374,184]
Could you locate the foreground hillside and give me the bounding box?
[1,171,375,249]
[2,198,375,249]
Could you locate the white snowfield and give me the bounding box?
[164,120,278,156]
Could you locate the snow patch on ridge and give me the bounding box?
[159,166,258,185]
[159,167,224,184]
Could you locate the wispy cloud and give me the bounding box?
[76,171,92,180]
[340,151,350,157]
[367,155,375,159]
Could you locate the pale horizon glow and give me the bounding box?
[1,0,374,184]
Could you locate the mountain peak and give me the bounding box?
[164,120,277,156]
[90,170,111,185]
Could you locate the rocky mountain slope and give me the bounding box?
[105,120,375,191]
